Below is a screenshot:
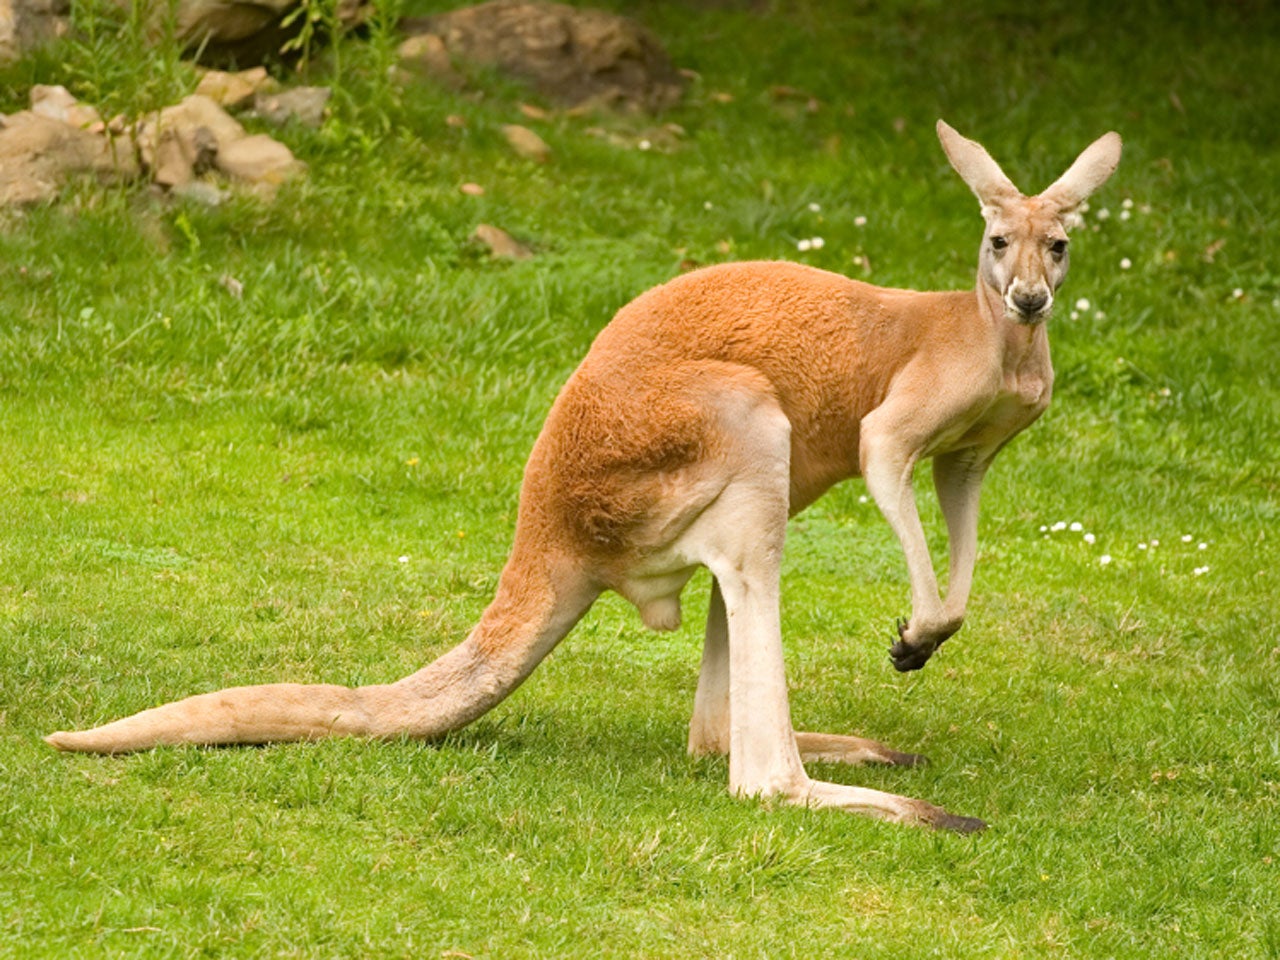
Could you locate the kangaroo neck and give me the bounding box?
[976,276,1053,386]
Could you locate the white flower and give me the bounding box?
[638,139,652,150]
[811,236,825,249]
[1051,521,1067,532]
[1120,209,1132,221]
[1120,257,1132,269]
[1095,311,1106,320]
[859,495,869,504]
[1099,555,1113,565]
[1039,525,1048,533]
[1138,543,1148,550]
[1075,298,1091,311]
[797,238,812,251]
[808,202,822,212]
[1122,198,1134,209]
[854,215,867,227]
[1070,311,1080,320]
[1198,542,1208,550]
[1150,539,1160,547]
[704,201,713,210]
[1194,566,1209,576]
[398,555,410,563]
[1069,522,1083,532]
[1097,208,1112,220]
[1232,288,1245,300]
[1084,533,1096,544]
[1181,534,1193,543]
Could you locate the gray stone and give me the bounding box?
[253,86,331,128]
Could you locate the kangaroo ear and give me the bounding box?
[937,120,1020,211]
[1039,131,1123,219]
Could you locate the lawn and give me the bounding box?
[1,0,1278,956]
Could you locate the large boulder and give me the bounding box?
[402,0,685,111]
[170,0,368,63]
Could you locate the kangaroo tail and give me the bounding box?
[46,552,596,755]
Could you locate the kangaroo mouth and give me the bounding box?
[1003,292,1053,324]
[1008,304,1052,325]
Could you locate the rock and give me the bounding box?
[30,85,102,130]
[172,179,230,206]
[0,112,138,205]
[174,0,292,46]
[53,0,367,67]
[402,0,685,112]
[253,86,331,128]
[473,223,533,259]
[396,33,463,87]
[139,94,247,157]
[194,67,276,109]
[177,0,368,62]
[501,123,551,162]
[215,133,303,184]
[153,125,222,186]
[136,94,247,186]
[2,83,304,202]
[0,0,13,63]
[1,0,70,64]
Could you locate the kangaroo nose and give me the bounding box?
[1013,290,1049,316]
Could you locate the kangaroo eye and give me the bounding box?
[1050,239,1069,258]
[991,236,1008,251]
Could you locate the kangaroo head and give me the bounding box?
[937,120,1122,323]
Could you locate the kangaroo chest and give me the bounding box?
[937,357,1054,457]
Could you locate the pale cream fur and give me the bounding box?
[47,121,1121,832]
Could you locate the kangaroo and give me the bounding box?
[48,121,1120,832]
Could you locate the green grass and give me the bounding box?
[2,0,1278,956]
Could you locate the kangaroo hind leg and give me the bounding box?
[690,587,925,768]
[686,392,981,831]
